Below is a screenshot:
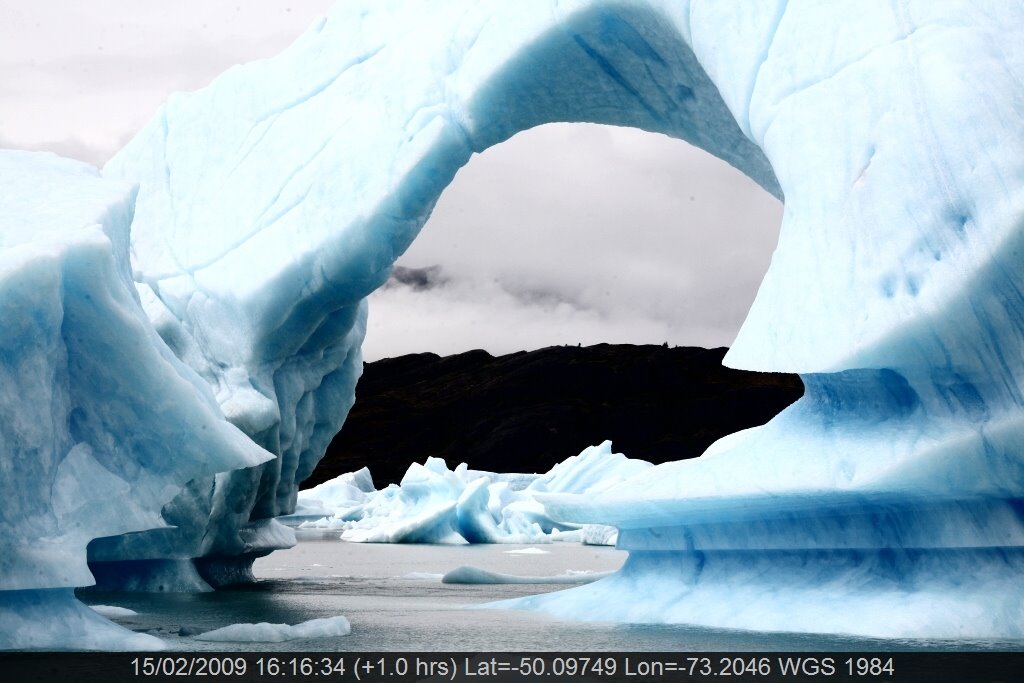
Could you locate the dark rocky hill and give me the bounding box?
[304,344,804,488]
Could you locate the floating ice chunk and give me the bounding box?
[297,442,645,544]
[496,546,1024,640]
[503,548,550,556]
[195,615,351,643]
[300,467,376,509]
[442,566,613,585]
[340,501,466,544]
[580,525,619,547]
[527,443,653,495]
[401,572,444,581]
[88,605,139,619]
[275,498,333,527]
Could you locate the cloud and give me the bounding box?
[364,123,783,360]
[0,134,124,168]
[382,265,450,292]
[364,270,685,362]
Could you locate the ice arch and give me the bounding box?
[96,0,1024,637]
[97,0,780,589]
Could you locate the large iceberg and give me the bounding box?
[96,0,781,593]
[3,0,1024,646]
[0,152,272,649]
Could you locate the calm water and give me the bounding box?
[78,531,1019,651]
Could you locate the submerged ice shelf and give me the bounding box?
[3,0,1024,648]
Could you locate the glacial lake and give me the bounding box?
[78,531,1020,652]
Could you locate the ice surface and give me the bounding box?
[0,590,163,651]
[279,466,375,526]
[295,442,647,544]
[0,151,271,649]
[194,615,351,642]
[495,547,1024,640]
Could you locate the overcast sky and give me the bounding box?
[1,1,783,362]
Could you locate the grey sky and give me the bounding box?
[1,1,782,362]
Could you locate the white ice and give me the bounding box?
[88,606,138,619]
[194,616,351,643]
[0,589,163,651]
[295,442,647,545]
[503,548,551,556]
[401,572,445,581]
[0,151,270,649]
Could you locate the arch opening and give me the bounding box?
[364,122,783,360]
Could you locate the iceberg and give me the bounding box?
[3,0,1023,646]
[0,151,271,649]
[294,441,647,544]
[103,0,1021,638]
[96,0,776,590]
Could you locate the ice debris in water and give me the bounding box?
[195,616,351,642]
[291,441,644,545]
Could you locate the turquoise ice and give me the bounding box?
[3,0,1024,647]
[0,152,271,649]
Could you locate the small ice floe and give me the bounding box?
[504,547,549,555]
[88,605,139,618]
[194,616,351,642]
[401,572,444,580]
[581,524,619,546]
[441,566,614,585]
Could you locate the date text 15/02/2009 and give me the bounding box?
[129,654,897,679]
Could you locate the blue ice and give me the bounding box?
[3,0,1024,647]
